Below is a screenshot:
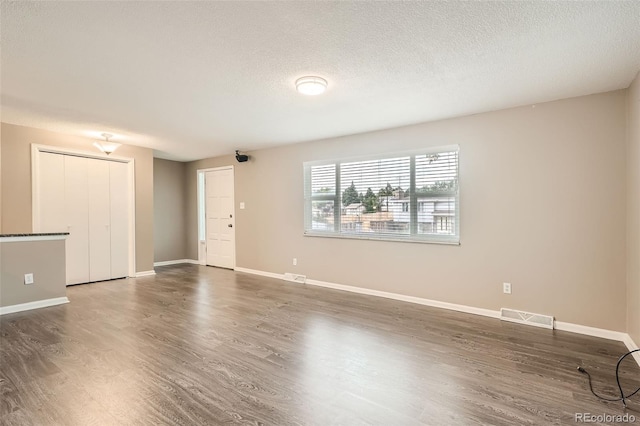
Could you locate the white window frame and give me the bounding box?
[303,145,460,245]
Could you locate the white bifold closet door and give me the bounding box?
[88,159,112,282]
[38,153,66,232]
[37,152,129,285]
[64,155,90,285]
[109,161,129,279]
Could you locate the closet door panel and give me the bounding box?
[64,155,90,285]
[38,152,66,233]
[109,161,129,279]
[88,159,111,282]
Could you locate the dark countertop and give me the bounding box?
[0,233,70,237]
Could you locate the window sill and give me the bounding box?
[303,231,460,245]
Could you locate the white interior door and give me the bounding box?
[205,168,235,269]
[88,158,111,282]
[38,152,66,233]
[109,161,129,279]
[64,155,90,285]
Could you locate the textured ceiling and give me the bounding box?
[2,1,639,161]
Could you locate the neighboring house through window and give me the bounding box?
[303,146,460,244]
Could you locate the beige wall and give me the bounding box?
[627,72,640,344]
[0,239,66,307]
[186,90,628,331]
[0,123,155,273]
[154,158,187,262]
[0,125,2,234]
[0,125,3,233]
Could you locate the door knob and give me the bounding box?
[228,224,233,228]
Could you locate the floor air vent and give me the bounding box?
[283,273,307,284]
[500,308,554,330]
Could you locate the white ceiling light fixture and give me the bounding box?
[93,133,121,155]
[295,76,328,96]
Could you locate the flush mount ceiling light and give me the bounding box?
[93,133,121,155]
[295,76,328,96]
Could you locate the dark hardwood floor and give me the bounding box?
[1,264,638,425]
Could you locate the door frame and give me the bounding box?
[31,144,137,278]
[196,165,236,269]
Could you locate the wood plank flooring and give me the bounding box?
[1,264,638,425]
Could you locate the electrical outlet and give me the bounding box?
[240,202,245,209]
[24,273,34,285]
[503,282,511,294]
[293,258,297,266]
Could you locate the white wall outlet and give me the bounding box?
[503,282,512,294]
[240,202,245,209]
[293,258,297,266]
[24,273,34,285]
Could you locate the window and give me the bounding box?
[304,146,459,244]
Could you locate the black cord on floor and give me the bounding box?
[577,349,640,408]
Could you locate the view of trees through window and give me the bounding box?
[305,149,459,242]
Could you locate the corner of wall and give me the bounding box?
[152,157,191,263]
[627,71,640,345]
[0,123,3,234]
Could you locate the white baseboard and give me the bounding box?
[234,267,640,366]
[0,297,70,316]
[153,259,199,267]
[554,321,628,342]
[235,267,284,280]
[305,277,501,319]
[622,334,640,366]
[235,267,499,318]
[135,270,156,277]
